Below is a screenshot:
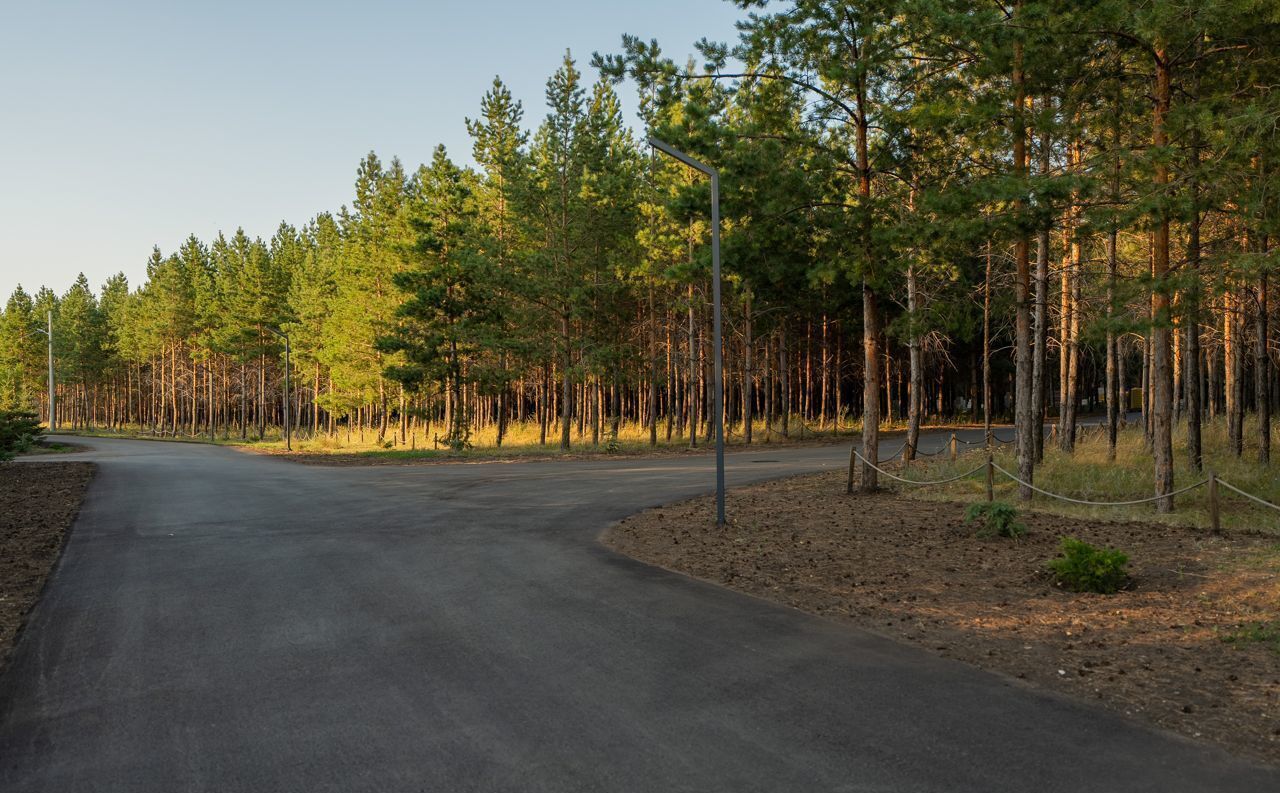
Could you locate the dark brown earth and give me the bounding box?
[0,461,95,669]
[605,469,1280,766]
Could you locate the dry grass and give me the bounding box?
[898,418,1280,535]
[66,414,961,459]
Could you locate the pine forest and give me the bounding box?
[3,1,1279,512]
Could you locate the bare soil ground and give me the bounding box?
[605,469,1280,766]
[0,461,95,669]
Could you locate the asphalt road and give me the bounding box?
[1,430,1275,792]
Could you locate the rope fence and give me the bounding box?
[954,432,1015,446]
[1216,478,1280,514]
[990,462,1209,506]
[849,442,1280,532]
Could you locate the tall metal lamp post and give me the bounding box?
[265,326,291,451]
[31,311,56,431]
[649,137,725,526]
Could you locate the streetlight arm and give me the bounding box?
[647,137,717,179]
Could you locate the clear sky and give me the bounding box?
[0,0,747,302]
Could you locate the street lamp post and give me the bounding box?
[45,310,55,431]
[265,327,291,451]
[648,137,725,526]
[29,311,56,431]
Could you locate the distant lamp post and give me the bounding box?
[31,311,56,431]
[648,136,725,526]
[265,326,291,451]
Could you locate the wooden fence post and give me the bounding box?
[1208,470,1220,533]
[950,433,958,462]
[846,444,857,495]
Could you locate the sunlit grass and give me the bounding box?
[60,410,985,460]
[898,418,1280,535]
[60,414,868,457]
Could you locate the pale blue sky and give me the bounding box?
[0,0,746,301]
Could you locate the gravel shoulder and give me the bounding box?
[0,461,95,670]
[604,469,1280,766]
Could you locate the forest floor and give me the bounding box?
[605,469,1280,766]
[0,460,95,670]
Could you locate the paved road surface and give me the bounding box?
[1,430,1275,792]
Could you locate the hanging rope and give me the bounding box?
[1216,478,1280,513]
[954,431,1015,446]
[848,432,1280,520]
[990,463,1208,506]
[851,448,987,485]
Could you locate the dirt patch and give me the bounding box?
[605,469,1280,766]
[0,461,95,670]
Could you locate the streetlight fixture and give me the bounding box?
[265,326,291,451]
[29,311,56,431]
[648,136,725,526]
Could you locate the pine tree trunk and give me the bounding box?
[313,362,321,435]
[539,363,548,446]
[1061,218,1080,452]
[1209,326,1221,421]
[859,282,880,492]
[1150,46,1176,510]
[1033,102,1051,462]
[687,285,698,448]
[665,314,674,442]
[170,343,179,436]
[611,370,621,441]
[1257,270,1271,464]
[648,287,658,447]
[744,292,754,445]
[1058,225,1071,448]
[984,244,994,459]
[560,315,572,451]
[1107,228,1120,461]
[820,314,831,429]
[1186,189,1203,471]
[884,347,894,426]
[1227,285,1244,456]
[592,376,601,447]
[1012,22,1035,498]
[834,323,844,432]
[906,263,921,462]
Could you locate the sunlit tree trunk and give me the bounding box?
[1150,45,1175,511]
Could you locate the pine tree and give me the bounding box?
[0,286,43,412]
[381,145,501,448]
[523,52,593,450]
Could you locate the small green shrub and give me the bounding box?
[964,500,1026,538]
[1049,537,1130,594]
[0,410,43,463]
